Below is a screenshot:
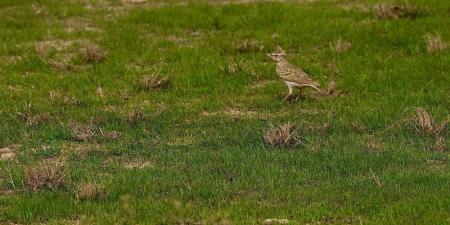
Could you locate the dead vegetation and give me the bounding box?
[138,71,169,91]
[365,135,383,151]
[70,122,100,141]
[413,107,448,136]
[202,107,269,120]
[425,34,448,53]
[16,102,51,127]
[25,160,67,192]
[70,121,121,141]
[34,39,106,71]
[125,107,148,125]
[263,219,289,225]
[264,123,301,148]
[75,181,107,201]
[307,122,331,133]
[330,39,352,53]
[0,144,20,161]
[432,136,447,152]
[82,43,106,63]
[48,91,80,105]
[374,3,418,19]
[123,160,153,169]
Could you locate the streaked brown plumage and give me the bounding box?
[267,46,325,101]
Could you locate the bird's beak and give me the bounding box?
[266,54,272,57]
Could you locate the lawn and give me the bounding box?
[0,0,449,224]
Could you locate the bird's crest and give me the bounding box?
[276,45,286,55]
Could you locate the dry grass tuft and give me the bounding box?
[264,123,301,148]
[75,181,107,201]
[374,3,418,19]
[432,136,447,152]
[70,122,99,141]
[414,107,434,135]
[366,136,382,151]
[330,39,352,53]
[25,160,67,192]
[138,72,169,91]
[82,44,106,63]
[126,108,148,125]
[425,34,448,53]
[412,107,448,136]
[17,102,50,127]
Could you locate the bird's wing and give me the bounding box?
[281,63,320,86]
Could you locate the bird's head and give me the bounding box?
[266,45,286,62]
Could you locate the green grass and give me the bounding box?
[0,0,449,224]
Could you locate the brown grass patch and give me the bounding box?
[122,0,146,4]
[412,108,448,136]
[70,122,99,141]
[34,39,76,71]
[126,107,148,125]
[34,39,103,70]
[122,159,153,169]
[75,181,107,201]
[365,136,382,151]
[374,3,418,19]
[308,123,331,133]
[425,34,448,53]
[48,91,79,105]
[202,107,269,120]
[0,144,20,161]
[82,43,106,63]
[349,122,367,133]
[25,160,67,192]
[264,123,301,148]
[330,39,352,53]
[425,159,446,171]
[432,136,447,152]
[263,219,289,225]
[165,135,198,146]
[138,72,169,91]
[16,102,51,127]
[102,131,122,140]
[64,17,102,33]
[414,107,434,135]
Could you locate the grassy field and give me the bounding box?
[0,0,449,224]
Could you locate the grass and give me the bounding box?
[0,0,449,224]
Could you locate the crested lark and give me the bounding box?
[267,46,326,101]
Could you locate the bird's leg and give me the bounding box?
[283,84,293,102]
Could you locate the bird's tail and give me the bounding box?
[313,80,335,96]
[309,85,328,96]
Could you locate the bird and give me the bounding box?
[267,46,326,101]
